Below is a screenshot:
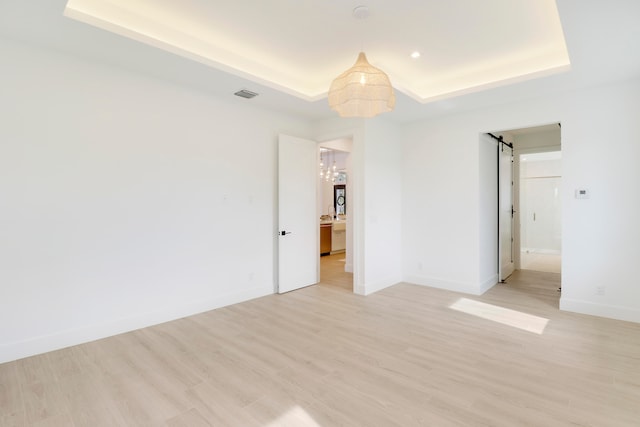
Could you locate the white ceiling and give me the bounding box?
[507,124,560,136]
[1,0,639,123]
[63,0,570,104]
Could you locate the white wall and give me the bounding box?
[514,129,561,152]
[559,80,640,322]
[402,78,640,323]
[402,116,483,293]
[0,38,311,363]
[359,119,403,295]
[520,158,562,178]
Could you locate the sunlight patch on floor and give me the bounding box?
[449,298,549,334]
[265,406,322,427]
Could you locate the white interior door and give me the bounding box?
[522,177,562,253]
[499,143,515,281]
[278,134,318,293]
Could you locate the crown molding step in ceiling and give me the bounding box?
[64,0,570,106]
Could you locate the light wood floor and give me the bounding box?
[2,269,640,426]
[319,253,353,291]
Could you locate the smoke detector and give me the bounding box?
[352,5,370,20]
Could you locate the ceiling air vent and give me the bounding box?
[234,89,259,99]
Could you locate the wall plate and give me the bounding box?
[575,188,590,199]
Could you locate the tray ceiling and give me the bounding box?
[64,0,571,103]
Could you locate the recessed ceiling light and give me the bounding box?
[410,51,421,59]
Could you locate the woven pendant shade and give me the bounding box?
[328,52,396,118]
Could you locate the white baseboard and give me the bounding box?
[560,297,640,324]
[0,285,272,364]
[479,274,499,294]
[345,262,353,273]
[404,274,493,296]
[354,275,402,296]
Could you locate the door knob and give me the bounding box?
[279,231,292,236]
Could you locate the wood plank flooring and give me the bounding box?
[2,267,639,426]
[319,253,352,291]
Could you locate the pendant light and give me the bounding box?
[328,6,395,118]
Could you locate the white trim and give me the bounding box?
[560,297,640,324]
[404,275,492,296]
[0,286,272,364]
[479,274,499,293]
[356,276,402,296]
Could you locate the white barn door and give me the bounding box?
[499,141,515,281]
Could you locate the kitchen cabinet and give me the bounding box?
[331,221,346,253]
[320,223,332,255]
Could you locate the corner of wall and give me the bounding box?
[479,274,499,294]
[358,275,403,296]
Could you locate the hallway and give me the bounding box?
[494,269,562,309]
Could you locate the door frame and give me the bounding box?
[315,130,361,293]
[276,130,361,294]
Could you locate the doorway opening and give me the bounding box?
[277,133,356,295]
[317,140,353,292]
[519,151,562,273]
[491,123,562,296]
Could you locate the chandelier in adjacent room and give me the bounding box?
[319,150,339,183]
